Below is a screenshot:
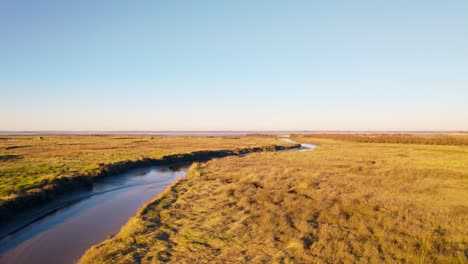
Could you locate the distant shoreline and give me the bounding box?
[0,130,466,136]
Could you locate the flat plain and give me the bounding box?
[80,134,468,263]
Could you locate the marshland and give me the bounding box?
[0,133,466,263]
[2,1,468,263]
[78,133,468,263]
[0,134,298,263]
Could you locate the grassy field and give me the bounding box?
[0,135,292,204]
[294,133,468,145]
[80,135,468,263]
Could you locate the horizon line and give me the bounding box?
[1,130,467,136]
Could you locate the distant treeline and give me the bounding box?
[296,134,468,146]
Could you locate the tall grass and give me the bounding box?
[296,133,468,145]
[80,137,468,263]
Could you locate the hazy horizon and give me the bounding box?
[1,1,467,131]
[0,130,466,136]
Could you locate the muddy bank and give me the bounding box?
[0,144,299,224]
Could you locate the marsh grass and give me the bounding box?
[296,133,468,145]
[80,136,468,263]
[0,135,291,203]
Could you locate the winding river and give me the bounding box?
[0,139,315,264]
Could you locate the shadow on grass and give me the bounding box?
[0,155,22,162]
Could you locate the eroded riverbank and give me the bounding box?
[0,164,191,264]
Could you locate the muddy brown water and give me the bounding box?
[0,139,315,264]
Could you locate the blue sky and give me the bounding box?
[1,0,467,131]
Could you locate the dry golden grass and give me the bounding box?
[296,133,468,145]
[80,136,468,263]
[0,135,291,203]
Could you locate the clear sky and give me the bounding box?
[1,0,467,131]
